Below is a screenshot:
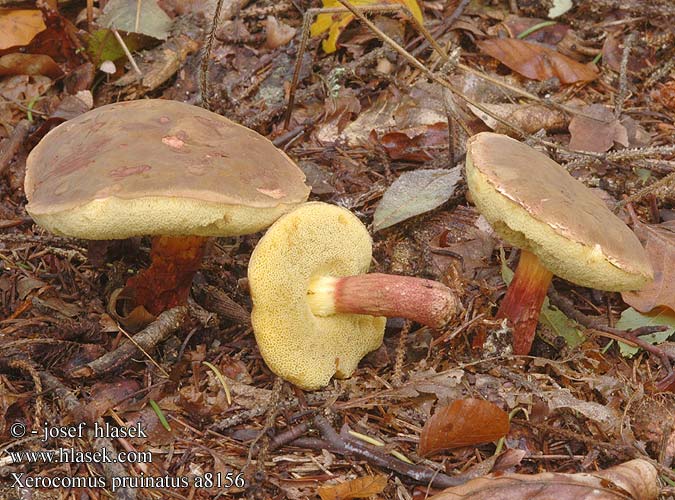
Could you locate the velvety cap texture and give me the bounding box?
[24,99,310,239]
[248,202,386,390]
[466,132,652,291]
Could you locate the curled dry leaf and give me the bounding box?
[0,53,63,78]
[478,38,598,83]
[468,102,568,134]
[621,220,675,313]
[418,398,509,457]
[264,16,295,49]
[375,122,448,162]
[318,475,388,500]
[373,167,462,232]
[568,104,628,153]
[428,458,658,500]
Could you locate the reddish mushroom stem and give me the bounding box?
[496,249,553,355]
[122,235,209,315]
[307,273,458,329]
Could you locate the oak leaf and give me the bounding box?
[478,38,598,83]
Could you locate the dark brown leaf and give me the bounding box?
[478,38,598,83]
[418,398,509,457]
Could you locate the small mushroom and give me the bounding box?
[25,99,310,320]
[465,132,653,355]
[248,202,458,389]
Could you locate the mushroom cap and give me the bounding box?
[248,202,386,390]
[24,99,310,239]
[466,132,653,291]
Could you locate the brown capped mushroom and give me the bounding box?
[25,99,310,319]
[465,132,653,355]
[248,202,458,389]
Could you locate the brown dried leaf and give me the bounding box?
[428,458,658,500]
[478,38,598,83]
[622,220,675,313]
[0,53,62,78]
[0,10,46,50]
[264,16,295,49]
[568,104,628,153]
[468,102,568,134]
[318,475,388,500]
[375,123,448,162]
[418,398,509,457]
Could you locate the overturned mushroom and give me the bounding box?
[465,132,653,355]
[248,202,459,389]
[25,99,310,320]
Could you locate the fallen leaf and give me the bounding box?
[568,104,628,153]
[98,0,173,40]
[311,0,423,53]
[375,122,448,161]
[468,102,568,134]
[478,38,598,83]
[0,10,46,50]
[264,16,295,49]
[616,307,675,358]
[0,53,63,78]
[418,398,509,456]
[429,458,658,500]
[621,220,675,313]
[546,389,619,430]
[318,475,388,500]
[602,32,655,74]
[373,167,461,231]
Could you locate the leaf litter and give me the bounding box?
[0,0,674,498]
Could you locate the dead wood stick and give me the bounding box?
[194,284,250,325]
[39,371,137,500]
[70,306,188,378]
[301,415,466,488]
[0,119,30,176]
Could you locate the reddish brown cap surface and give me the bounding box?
[25,99,310,239]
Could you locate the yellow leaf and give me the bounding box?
[310,0,424,53]
[318,475,388,500]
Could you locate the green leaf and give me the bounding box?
[616,307,675,358]
[373,168,461,232]
[540,298,585,347]
[86,29,145,66]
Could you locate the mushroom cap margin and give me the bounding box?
[24,99,311,239]
[465,132,653,291]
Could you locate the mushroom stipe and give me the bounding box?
[24,99,310,325]
[466,132,653,355]
[248,202,459,390]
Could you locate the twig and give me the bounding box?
[0,119,30,176]
[548,289,673,388]
[615,171,675,209]
[200,0,225,110]
[39,371,137,500]
[70,306,188,378]
[391,321,411,386]
[614,33,634,118]
[112,29,142,78]
[304,415,466,488]
[193,284,250,325]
